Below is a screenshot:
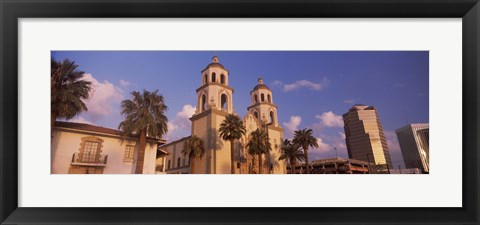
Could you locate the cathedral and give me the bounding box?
[161,56,286,174]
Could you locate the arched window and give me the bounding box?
[261,93,265,102]
[254,111,259,119]
[267,94,271,103]
[221,94,228,111]
[177,157,181,167]
[212,73,216,83]
[270,111,275,124]
[201,94,206,111]
[220,74,225,84]
[204,74,207,84]
[254,94,258,103]
[168,160,171,169]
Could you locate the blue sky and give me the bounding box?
[51,51,429,168]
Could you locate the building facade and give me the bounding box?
[343,105,393,169]
[51,121,167,174]
[162,56,286,174]
[395,123,429,173]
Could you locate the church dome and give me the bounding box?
[203,56,226,71]
[252,77,270,91]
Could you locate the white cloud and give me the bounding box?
[344,99,355,104]
[165,104,196,141]
[63,116,94,125]
[312,137,331,153]
[306,132,348,160]
[82,74,124,121]
[315,111,344,128]
[283,115,302,138]
[119,80,131,87]
[283,78,329,92]
[271,80,283,87]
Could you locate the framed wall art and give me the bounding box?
[1,0,479,224]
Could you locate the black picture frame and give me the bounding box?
[1,0,479,224]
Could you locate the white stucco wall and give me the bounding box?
[51,128,158,174]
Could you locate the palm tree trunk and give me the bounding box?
[291,157,296,174]
[304,146,310,174]
[51,112,56,130]
[190,155,195,174]
[230,140,235,174]
[258,154,263,174]
[251,157,255,174]
[135,129,147,174]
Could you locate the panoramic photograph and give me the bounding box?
[50,51,429,175]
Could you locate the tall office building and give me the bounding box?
[343,105,393,169]
[395,124,429,173]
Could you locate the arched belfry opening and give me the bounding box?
[267,94,271,103]
[270,111,275,124]
[261,93,265,102]
[201,94,206,111]
[221,94,228,111]
[220,74,226,84]
[212,73,216,83]
[204,74,207,84]
[254,94,258,103]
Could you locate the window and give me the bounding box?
[270,111,275,124]
[124,145,135,162]
[254,94,258,103]
[73,136,105,165]
[82,141,99,163]
[261,93,265,102]
[177,157,181,167]
[221,94,228,111]
[201,94,206,111]
[220,74,225,84]
[254,111,259,119]
[204,74,207,84]
[212,73,216,82]
[267,94,271,103]
[168,160,171,169]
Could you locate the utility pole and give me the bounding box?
[334,147,338,158]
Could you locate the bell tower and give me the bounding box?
[247,77,279,127]
[196,56,234,114]
[190,56,236,174]
[247,77,285,174]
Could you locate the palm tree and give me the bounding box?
[246,129,271,174]
[219,114,246,174]
[51,58,92,129]
[119,89,168,174]
[293,128,318,174]
[279,139,305,174]
[181,135,206,174]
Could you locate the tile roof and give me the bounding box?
[55,121,166,143]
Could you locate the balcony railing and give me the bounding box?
[71,152,108,166]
